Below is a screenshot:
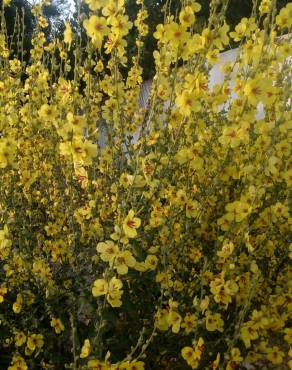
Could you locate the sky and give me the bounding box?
[48,0,76,19]
[66,0,75,13]
[31,0,76,18]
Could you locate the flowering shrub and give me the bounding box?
[0,0,291,369]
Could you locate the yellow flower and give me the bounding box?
[123,210,141,238]
[155,308,170,331]
[114,250,136,275]
[111,15,133,38]
[179,6,195,28]
[229,17,257,41]
[13,294,23,314]
[95,60,104,73]
[87,359,108,369]
[184,33,204,56]
[214,22,230,49]
[92,279,108,297]
[83,16,110,49]
[0,285,7,303]
[194,337,204,360]
[120,172,134,187]
[234,202,253,222]
[191,2,201,12]
[80,339,91,358]
[102,0,125,20]
[226,360,239,370]
[175,147,191,164]
[210,353,220,369]
[181,313,198,334]
[205,312,224,332]
[74,164,88,188]
[144,254,158,270]
[175,90,201,116]
[64,21,73,49]
[156,271,173,289]
[32,260,52,281]
[14,331,26,347]
[50,317,65,334]
[92,277,123,307]
[181,347,199,369]
[259,0,272,15]
[38,103,57,121]
[186,199,200,218]
[184,73,208,95]
[206,49,220,64]
[217,241,234,259]
[0,138,17,168]
[189,247,202,263]
[271,202,289,219]
[167,309,182,333]
[266,156,281,176]
[181,337,204,369]
[134,261,147,272]
[173,280,184,292]
[164,22,189,47]
[266,346,285,365]
[121,361,145,370]
[64,136,96,165]
[276,4,292,28]
[173,189,187,205]
[284,327,292,344]
[66,112,85,134]
[288,348,292,369]
[219,125,246,148]
[96,240,119,266]
[153,24,165,41]
[27,334,44,352]
[243,77,270,106]
[240,322,259,348]
[157,80,171,100]
[8,355,28,370]
[199,296,210,313]
[85,0,107,11]
[110,225,129,244]
[107,276,123,307]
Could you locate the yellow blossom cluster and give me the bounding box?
[0,0,291,369]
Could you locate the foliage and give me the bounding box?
[0,0,63,65]
[0,0,292,369]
